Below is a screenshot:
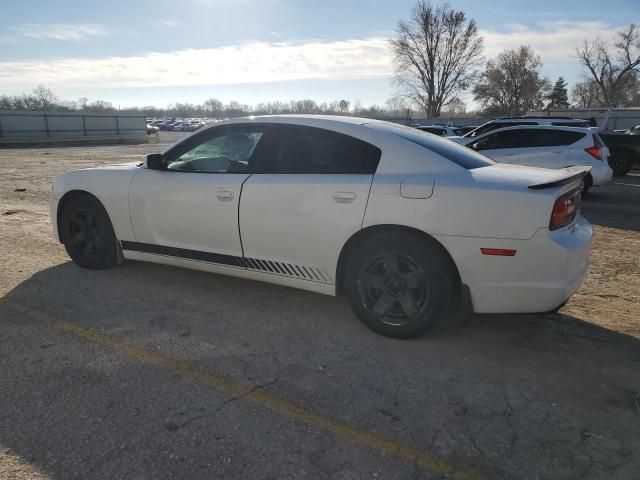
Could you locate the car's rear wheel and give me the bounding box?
[60,194,118,269]
[344,231,456,339]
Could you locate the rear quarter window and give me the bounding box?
[368,123,494,170]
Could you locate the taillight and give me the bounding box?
[550,189,581,230]
[584,134,603,160]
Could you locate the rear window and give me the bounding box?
[368,122,494,170]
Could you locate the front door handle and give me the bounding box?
[333,191,356,203]
[506,153,517,157]
[217,190,234,201]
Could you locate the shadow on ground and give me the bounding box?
[1,261,639,479]
[582,173,640,232]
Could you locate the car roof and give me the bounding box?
[470,125,598,137]
[491,117,586,123]
[226,114,373,125]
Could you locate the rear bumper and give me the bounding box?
[437,216,593,314]
[590,161,613,186]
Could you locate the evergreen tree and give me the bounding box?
[547,77,570,109]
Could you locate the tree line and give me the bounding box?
[0,89,424,118]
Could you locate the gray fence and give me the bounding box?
[0,110,148,145]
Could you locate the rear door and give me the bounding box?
[471,129,522,163]
[516,128,586,169]
[239,125,381,285]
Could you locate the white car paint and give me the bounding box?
[51,115,593,315]
[459,125,613,187]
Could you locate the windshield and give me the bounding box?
[367,122,495,170]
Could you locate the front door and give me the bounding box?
[128,124,273,261]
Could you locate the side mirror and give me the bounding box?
[472,143,479,151]
[145,153,164,170]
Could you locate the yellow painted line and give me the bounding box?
[2,299,487,480]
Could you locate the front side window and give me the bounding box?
[475,130,521,150]
[166,127,265,173]
[262,126,381,174]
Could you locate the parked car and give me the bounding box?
[459,125,613,195]
[146,124,160,135]
[453,126,477,136]
[50,115,592,339]
[457,116,590,139]
[598,130,640,177]
[415,126,463,137]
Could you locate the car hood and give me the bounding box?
[92,161,142,170]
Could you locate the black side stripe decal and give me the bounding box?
[121,241,332,284]
[120,241,244,267]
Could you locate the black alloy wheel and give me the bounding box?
[345,231,456,339]
[357,251,431,327]
[60,194,117,269]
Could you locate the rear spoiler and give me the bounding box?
[528,166,591,190]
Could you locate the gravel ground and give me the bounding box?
[0,133,639,479]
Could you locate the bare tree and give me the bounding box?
[390,1,483,118]
[31,85,59,110]
[441,96,466,115]
[203,98,223,117]
[473,46,550,116]
[571,79,603,107]
[576,24,640,105]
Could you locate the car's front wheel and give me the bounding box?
[344,231,456,339]
[60,194,118,269]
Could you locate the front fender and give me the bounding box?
[51,165,140,242]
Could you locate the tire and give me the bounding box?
[60,194,118,269]
[581,174,592,198]
[344,231,456,339]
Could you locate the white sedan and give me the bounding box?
[50,115,593,338]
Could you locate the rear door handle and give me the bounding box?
[217,190,234,201]
[551,151,564,154]
[333,191,356,203]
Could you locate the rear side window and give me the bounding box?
[263,125,381,174]
[368,122,494,170]
[519,129,586,147]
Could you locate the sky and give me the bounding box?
[0,0,639,110]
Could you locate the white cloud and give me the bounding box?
[0,20,637,94]
[480,21,618,64]
[14,23,108,41]
[154,20,181,29]
[0,37,393,89]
